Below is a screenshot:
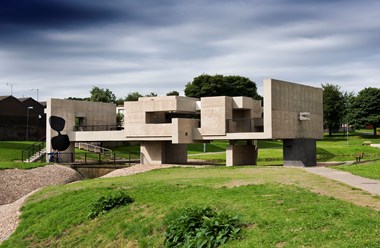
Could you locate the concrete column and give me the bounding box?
[60,142,75,163]
[283,139,316,167]
[226,144,257,166]
[165,142,187,164]
[140,141,187,164]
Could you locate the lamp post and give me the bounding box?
[6,83,14,95]
[26,106,34,141]
[31,88,39,101]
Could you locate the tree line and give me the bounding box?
[323,84,380,136]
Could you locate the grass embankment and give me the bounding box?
[2,166,379,247]
[0,141,46,170]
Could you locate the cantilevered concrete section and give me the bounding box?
[46,79,323,166]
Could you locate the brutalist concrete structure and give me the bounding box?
[46,79,323,166]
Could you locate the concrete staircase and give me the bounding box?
[24,148,46,162]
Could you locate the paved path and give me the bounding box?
[303,167,380,196]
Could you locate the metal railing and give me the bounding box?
[21,137,46,162]
[73,125,124,131]
[76,142,113,157]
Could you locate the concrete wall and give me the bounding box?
[199,96,232,136]
[46,99,116,157]
[266,79,323,140]
[124,96,198,141]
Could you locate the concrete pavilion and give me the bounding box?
[46,79,323,166]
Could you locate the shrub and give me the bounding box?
[164,207,241,247]
[88,191,134,219]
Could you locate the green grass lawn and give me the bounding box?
[0,141,47,169]
[2,133,380,169]
[334,160,380,180]
[2,166,379,247]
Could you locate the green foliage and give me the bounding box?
[164,207,241,247]
[124,92,143,101]
[87,191,134,219]
[166,90,180,96]
[184,74,261,99]
[322,84,346,136]
[89,86,116,103]
[116,112,124,127]
[348,87,380,135]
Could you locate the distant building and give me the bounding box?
[0,96,46,141]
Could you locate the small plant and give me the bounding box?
[87,191,134,219]
[164,207,241,247]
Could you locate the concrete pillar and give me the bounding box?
[60,142,75,163]
[283,139,316,167]
[226,144,257,166]
[140,141,187,164]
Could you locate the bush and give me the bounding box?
[88,191,134,219]
[164,207,241,247]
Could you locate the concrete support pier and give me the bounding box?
[140,141,187,164]
[226,141,258,166]
[283,139,316,167]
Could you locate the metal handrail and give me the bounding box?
[21,137,46,162]
[73,125,124,131]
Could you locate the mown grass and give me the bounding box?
[0,141,47,169]
[1,166,379,247]
[2,133,380,169]
[334,160,380,180]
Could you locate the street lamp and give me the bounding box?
[31,88,39,101]
[26,106,34,141]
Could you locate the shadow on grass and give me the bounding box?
[316,147,336,162]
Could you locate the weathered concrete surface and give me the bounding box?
[303,167,380,196]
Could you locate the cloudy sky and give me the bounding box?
[1,0,379,101]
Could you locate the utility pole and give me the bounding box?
[6,83,14,95]
[31,88,39,101]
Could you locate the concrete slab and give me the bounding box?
[303,167,380,196]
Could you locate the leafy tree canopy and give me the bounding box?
[348,87,380,135]
[166,90,180,96]
[184,74,261,99]
[89,86,116,103]
[125,92,143,101]
[322,84,346,135]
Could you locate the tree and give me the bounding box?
[90,86,116,103]
[184,74,260,99]
[166,91,180,96]
[348,87,380,136]
[322,84,346,136]
[125,92,143,101]
[146,92,158,97]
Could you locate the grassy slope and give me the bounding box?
[1,167,380,248]
[334,160,380,180]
